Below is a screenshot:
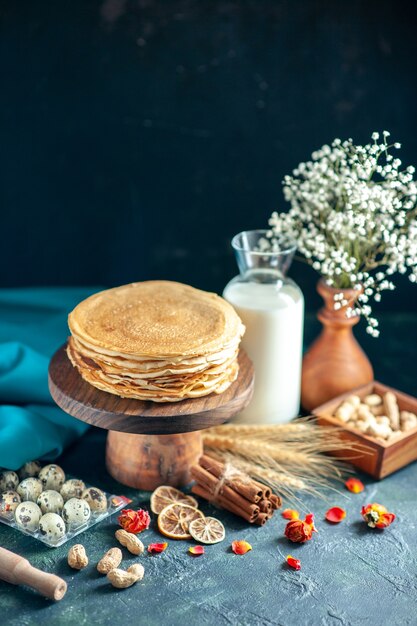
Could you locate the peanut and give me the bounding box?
[115,529,144,555]
[107,564,144,589]
[333,391,415,441]
[370,404,385,416]
[364,394,382,407]
[357,404,374,421]
[354,420,370,434]
[383,392,400,431]
[375,416,390,427]
[400,410,416,421]
[335,402,356,422]
[345,395,361,408]
[97,547,123,574]
[366,422,391,440]
[68,544,88,570]
[400,410,417,431]
[389,430,403,442]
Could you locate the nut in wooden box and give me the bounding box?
[313,381,417,479]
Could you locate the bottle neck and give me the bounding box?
[240,268,286,286]
[233,237,296,280]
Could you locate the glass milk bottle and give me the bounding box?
[223,230,304,424]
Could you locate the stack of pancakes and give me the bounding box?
[66,281,245,402]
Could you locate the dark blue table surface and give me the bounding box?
[1,314,417,626]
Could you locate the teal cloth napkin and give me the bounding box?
[0,287,99,470]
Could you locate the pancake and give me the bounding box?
[70,336,237,371]
[67,341,239,402]
[67,338,238,385]
[69,281,244,358]
[66,281,244,402]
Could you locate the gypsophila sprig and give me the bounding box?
[267,132,417,336]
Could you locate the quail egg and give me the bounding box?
[62,497,91,528]
[17,477,43,502]
[60,478,85,502]
[37,489,64,514]
[18,460,42,480]
[0,491,21,519]
[81,487,108,513]
[38,464,65,491]
[15,501,42,532]
[0,471,19,492]
[39,512,66,542]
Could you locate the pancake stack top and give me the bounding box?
[67,281,245,402]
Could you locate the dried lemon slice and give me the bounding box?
[157,503,205,539]
[150,485,198,514]
[188,516,226,544]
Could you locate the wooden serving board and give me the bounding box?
[48,344,254,436]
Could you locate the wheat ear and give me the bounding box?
[203,434,346,479]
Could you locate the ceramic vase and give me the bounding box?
[301,279,374,411]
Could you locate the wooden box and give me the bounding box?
[313,381,417,479]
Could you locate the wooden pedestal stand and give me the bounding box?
[48,345,254,491]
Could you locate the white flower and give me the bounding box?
[266,131,417,336]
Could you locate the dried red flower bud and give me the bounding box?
[148,542,168,554]
[118,508,151,534]
[361,503,395,529]
[286,555,301,570]
[284,513,317,543]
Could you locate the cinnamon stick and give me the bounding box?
[269,494,282,510]
[199,455,264,502]
[252,480,271,499]
[258,499,272,514]
[190,465,259,517]
[191,484,259,523]
[253,512,269,526]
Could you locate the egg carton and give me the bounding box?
[0,488,132,548]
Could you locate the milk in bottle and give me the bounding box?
[223,230,304,424]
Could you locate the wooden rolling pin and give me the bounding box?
[0,546,67,601]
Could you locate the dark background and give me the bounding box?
[1,0,417,313]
